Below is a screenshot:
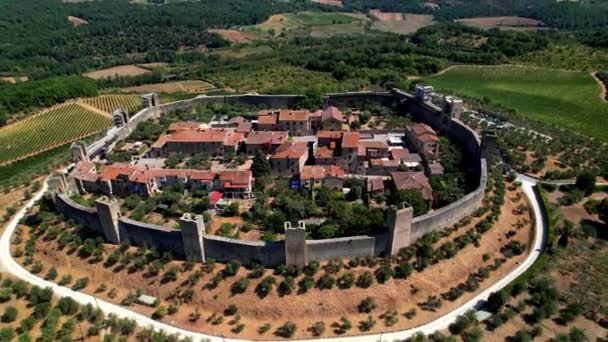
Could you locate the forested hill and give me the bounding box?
[0,0,327,78]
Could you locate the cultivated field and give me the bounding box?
[80,94,142,114]
[0,104,111,165]
[427,65,608,141]
[123,80,216,94]
[208,29,258,43]
[455,16,545,31]
[83,65,151,80]
[311,0,343,6]
[242,12,368,38]
[370,12,435,35]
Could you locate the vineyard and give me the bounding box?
[0,103,111,165]
[81,94,142,115]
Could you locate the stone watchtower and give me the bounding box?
[70,141,89,163]
[284,221,307,267]
[179,213,206,262]
[113,109,129,128]
[48,172,71,196]
[481,130,498,166]
[386,203,414,255]
[444,96,464,120]
[95,196,121,245]
[141,93,160,108]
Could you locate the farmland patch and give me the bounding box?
[83,65,151,80]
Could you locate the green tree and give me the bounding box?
[575,171,596,195]
[390,190,429,216]
[1,306,18,323]
[251,150,271,178]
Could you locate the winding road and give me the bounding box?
[0,174,546,342]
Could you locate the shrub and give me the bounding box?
[310,321,325,336]
[72,277,89,291]
[325,259,343,274]
[258,323,271,334]
[404,308,417,319]
[278,276,295,296]
[224,304,238,316]
[356,271,374,288]
[58,274,72,286]
[232,323,245,334]
[559,303,582,324]
[231,277,250,295]
[56,297,79,315]
[337,272,355,289]
[255,276,276,298]
[299,275,315,292]
[223,260,241,277]
[375,265,394,283]
[0,328,15,342]
[317,274,335,289]
[359,315,376,331]
[487,291,507,313]
[1,306,18,323]
[276,321,296,338]
[358,297,377,313]
[304,260,320,276]
[334,316,352,334]
[394,261,412,279]
[152,306,167,320]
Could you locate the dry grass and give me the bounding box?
[455,16,546,31]
[208,29,258,43]
[372,14,435,35]
[311,0,343,6]
[83,65,151,80]
[0,76,28,84]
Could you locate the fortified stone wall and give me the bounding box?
[306,235,381,261]
[203,236,285,266]
[53,194,103,233]
[55,89,490,266]
[118,218,185,257]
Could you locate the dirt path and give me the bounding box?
[591,71,607,103]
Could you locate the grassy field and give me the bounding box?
[0,103,111,165]
[80,94,142,115]
[242,12,368,38]
[426,65,608,140]
[516,42,608,71]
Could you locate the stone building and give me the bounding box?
[299,165,345,190]
[321,106,343,131]
[407,123,440,161]
[276,110,310,136]
[244,131,289,155]
[270,142,309,176]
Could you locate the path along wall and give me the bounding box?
[56,89,488,266]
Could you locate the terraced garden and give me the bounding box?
[426,65,608,141]
[81,94,142,115]
[0,104,111,165]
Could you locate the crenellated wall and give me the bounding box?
[53,88,491,266]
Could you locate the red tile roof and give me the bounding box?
[218,170,251,186]
[245,131,288,145]
[322,106,343,122]
[342,132,360,149]
[278,110,309,122]
[370,159,400,167]
[151,134,169,149]
[300,165,345,180]
[224,132,245,147]
[360,140,389,150]
[257,113,277,126]
[317,131,343,139]
[391,171,433,201]
[168,129,228,143]
[168,122,205,132]
[411,123,437,136]
[391,148,411,161]
[270,142,308,159]
[100,163,141,181]
[72,161,98,182]
[314,146,335,159]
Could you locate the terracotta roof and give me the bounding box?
[300,165,345,180]
[322,106,343,122]
[99,163,140,181]
[168,129,228,143]
[152,134,169,149]
[411,123,437,137]
[245,131,288,145]
[168,122,205,132]
[391,171,433,201]
[218,170,251,186]
[224,132,245,146]
[257,113,277,126]
[390,148,411,161]
[367,178,385,192]
[310,110,323,118]
[314,146,335,159]
[360,140,389,150]
[342,132,360,149]
[270,142,308,159]
[317,131,343,139]
[236,122,252,133]
[418,134,440,143]
[278,110,309,122]
[370,159,400,167]
[72,161,98,182]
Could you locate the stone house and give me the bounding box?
[244,131,289,155]
[299,165,345,190]
[321,106,343,131]
[390,171,434,205]
[270,142,309,176]
[407,123,440,161]
[277,110,310,136]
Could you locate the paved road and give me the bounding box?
[0,175,545,342]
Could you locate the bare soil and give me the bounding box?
[0,76,29,84]
[372,14,436,35]
[137,62,168,70]
[370,10,403,22]
[311,0,343,7]
[591,71,608,102]
[455,16,546,31]
[83,65,151,80]
[208,29,258,43]
[67,15,88,26]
